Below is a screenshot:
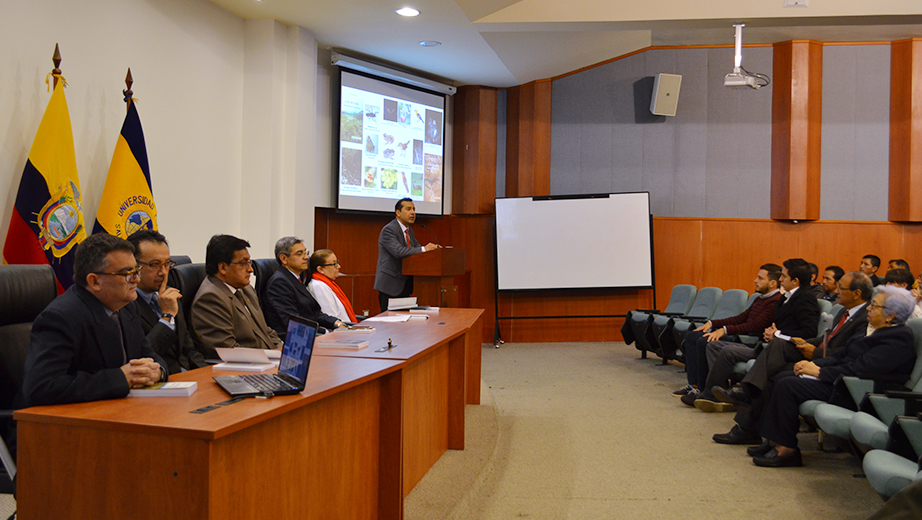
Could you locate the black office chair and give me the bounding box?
[0,264,58,497]
[166,255,192,291]
[171,263,207,329]
[251,258,280,305]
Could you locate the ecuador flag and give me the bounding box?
[2,79,86,292]
[93,99,157,237]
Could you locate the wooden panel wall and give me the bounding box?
[771,40,823,221]
[315,208,922,344]
[452,86,498,215]
[889,38,922,222]
[505,80,551,197]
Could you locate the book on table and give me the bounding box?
[338,325,376,333]
[315,336,369,350]
[128,381,198,397]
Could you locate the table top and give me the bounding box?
[314,308,484,362]
[14,355,403,441]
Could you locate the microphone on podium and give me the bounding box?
[418,222,440,248]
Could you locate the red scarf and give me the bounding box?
[312,273,357,322]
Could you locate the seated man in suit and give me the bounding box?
[374,197,438,313]
[861,254,884,286]
[710,271,872,445]
[21,233,168,407]
[126,230,206,374]
[820,265,844,302]
[691,258,820,412]
[190,234,282,357]
[263,236,345,338]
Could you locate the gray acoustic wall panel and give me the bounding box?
[551,46,773,218]
[821,45,890,221]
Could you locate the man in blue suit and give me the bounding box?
[263,236,345,338]
[374,198,438,313]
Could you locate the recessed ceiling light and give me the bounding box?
[419,41,441,47]
[396,7,419,17]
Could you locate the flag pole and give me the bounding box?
[52,43,62,89]
[124,68,133,111]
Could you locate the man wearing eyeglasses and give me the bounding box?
[22,233,168,406]
[190,234,282,357]
[126,230,206,374]
[263,236,346,339]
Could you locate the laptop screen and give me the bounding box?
[278,316,317,385]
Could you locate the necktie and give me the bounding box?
[405,228,411,247]
[150,293,161,315]
[235,290,252,317]
[821,312,849,349]
[111,311,127,364]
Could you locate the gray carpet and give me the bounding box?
[406,342,885,520]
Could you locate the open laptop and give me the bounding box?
[213,316,317,397]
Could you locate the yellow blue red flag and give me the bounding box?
[93,99,157,237]
[2,79,86,292]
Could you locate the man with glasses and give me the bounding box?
[127,230,206,374]
[22,233,168,406]
[190,234,282,357]
[263,237,345,339]
[374,198,439,313]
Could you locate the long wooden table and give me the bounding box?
[315,308,483,496]
[14,308,484,520]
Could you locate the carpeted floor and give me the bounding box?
[406,342,885,520]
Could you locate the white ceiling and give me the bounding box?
[206,0,922,88]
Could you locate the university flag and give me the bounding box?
[2,79,86,292]
[92,99,157,237]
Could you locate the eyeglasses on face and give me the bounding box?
[139,260,177,271]
[321,260,340,267]
[228,260,253,268]
[286,249,308,258]
[93,266,142,282]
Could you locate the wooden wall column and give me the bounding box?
[889,38,922,222]
[505,80,551,197]
[452,86,498,215]
[771,40,823,221]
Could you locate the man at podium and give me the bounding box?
[374,197,438,312]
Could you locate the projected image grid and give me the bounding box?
[339,87,443,203]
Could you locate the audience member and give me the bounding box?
[751,285,916,467]
[673,264,781,403]
[190,234,282,356]
[691,258,820,412]
[308,249,358,324]
[374,197,438,313]
[889,259,911,272]
[126,230,206,374]
[263,237,344,337]
[21,233,168,406]
[710,271,872,445]
[807,262,826,299]
[861,254,883,286]
[820,265,844,302]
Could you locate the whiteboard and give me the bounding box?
[495,193,653,291]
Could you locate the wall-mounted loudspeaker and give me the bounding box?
[650,73,682,116]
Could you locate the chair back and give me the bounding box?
[903,318,922,391]
[251,258,280,304]
[684,287,722,318]
[0,265,58,410]
[816,299,834,336]
[172,263,207,323]
[710,289,748,321]
[662,285,697,315]
[743,292,759,309]
[170,255,192,266]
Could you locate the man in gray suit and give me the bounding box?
[374,198,438,312]
[191,234,282,357]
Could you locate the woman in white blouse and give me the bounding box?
[307,249,358,324]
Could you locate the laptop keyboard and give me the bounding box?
[244,374,295,392]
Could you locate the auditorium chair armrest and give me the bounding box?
[634,309,661,314]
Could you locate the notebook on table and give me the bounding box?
[213,316,317,397]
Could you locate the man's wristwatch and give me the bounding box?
[161,312,174,324]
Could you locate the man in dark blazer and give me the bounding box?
[712,271,873,442]
[21,233,168,407]
[374,198,438,313]
[126,230,206,374]
[263,236,344,338]
[190,234,282,358]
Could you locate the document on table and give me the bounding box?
[364,315,413,323]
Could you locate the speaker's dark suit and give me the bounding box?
[130,294,205,375]
[374,218,421,309]
[772,286,821,340]
[22,285,168,407]
[263,269,339,337]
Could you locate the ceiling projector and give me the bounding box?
[724,69,761,90]
[724,23,769,90]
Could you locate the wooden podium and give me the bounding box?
[402,247,465,307]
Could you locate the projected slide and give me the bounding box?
[338,70,445,216]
